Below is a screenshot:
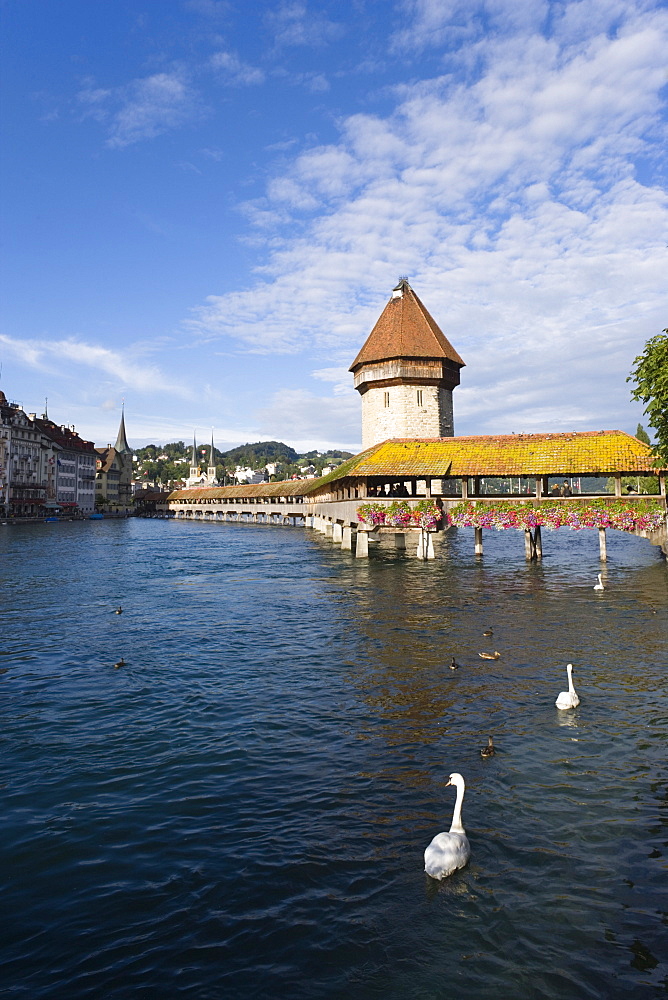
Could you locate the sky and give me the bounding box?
[1,0,666,454]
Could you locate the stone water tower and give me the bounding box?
[349,279,465,449]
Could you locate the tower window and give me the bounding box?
[416,390,423,407]
[384,392,390,408]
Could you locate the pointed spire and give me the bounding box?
[114,405,131,454]
[210,429,215,467]
[44,397,49,420]
[350,280,465,371]
[191,433,197,466]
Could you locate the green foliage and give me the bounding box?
[628,331,668,468]
[635,423,651,445]
[222,441,298,468]
[605,476,660,495]
[132,439,353,484]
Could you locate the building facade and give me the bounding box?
[95,411,133,509]
[0,391,60,517]
[350,279,465,449]
[33,416,97,515]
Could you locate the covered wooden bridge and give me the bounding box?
[158,430,666,559]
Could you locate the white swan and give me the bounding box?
[424,773,471,880]
[555,663,580,709]
[593,574,605,591]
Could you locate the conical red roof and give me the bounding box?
[350,281,465,371]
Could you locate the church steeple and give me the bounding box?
[114,406,131,454]
[189,433,199,482]
[207,431,217,484]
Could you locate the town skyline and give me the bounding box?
[2,0,667,452]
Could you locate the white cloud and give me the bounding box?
[187,1,667,437]
[311,366,354,394]
[266,1,345,48]
[257,388,361,452]
[210,50,265,85]
[78,71,200,148]
[0,333,189,397]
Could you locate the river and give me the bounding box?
[1,518,666,999]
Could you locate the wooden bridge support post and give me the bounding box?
[355,530,369,558]
[598,526,607,561]
[524,528,541,560]
[474,526,483,557]
[394,532,406,551]
[524,529,533,560]
[417,530,435,560]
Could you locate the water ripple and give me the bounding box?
[0,520,666,999]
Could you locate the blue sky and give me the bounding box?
[1,0,666,453]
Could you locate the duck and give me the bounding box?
[479,651,501,660]
[114,606,123,614]
[555,663,580,709]
[481,736,495,758]
[483,629,493,637]
[449,657,459,670]
[593,574,605,591]
[424,773,471,880]
[113,658,126,669]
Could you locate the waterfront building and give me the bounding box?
[0,390,59,517]
[33,415,97,514]
[95,410,133,509]
[350,278,465,449]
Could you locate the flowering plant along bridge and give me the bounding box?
[157,430,666,561]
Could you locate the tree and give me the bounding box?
[628,330,668,468]
[635,423,650,445]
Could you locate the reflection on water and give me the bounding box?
[0,518,666,999]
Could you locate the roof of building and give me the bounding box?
[311,431,660,481]
[349,279,465,372]
[168,478,317,501]
[34,417,95,452]
[114,410,131,454]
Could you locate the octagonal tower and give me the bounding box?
[350,279,465,449]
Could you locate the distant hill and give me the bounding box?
[132,440,355,484]
[220,440,298,467]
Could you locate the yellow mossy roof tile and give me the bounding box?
[312,431,659,484]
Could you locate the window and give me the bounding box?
[384,391,390,408]
[417,390,423,407]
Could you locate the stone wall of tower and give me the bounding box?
[361,383,454,448]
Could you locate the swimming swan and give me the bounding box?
[593,574,605,591]
[555,663,580,709]
[424,773,471,880]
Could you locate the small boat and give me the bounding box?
[89,513,104,519]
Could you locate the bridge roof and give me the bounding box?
[313,431,660,482]
[168,478,315,501]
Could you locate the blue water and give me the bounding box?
[1,518,666,999]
